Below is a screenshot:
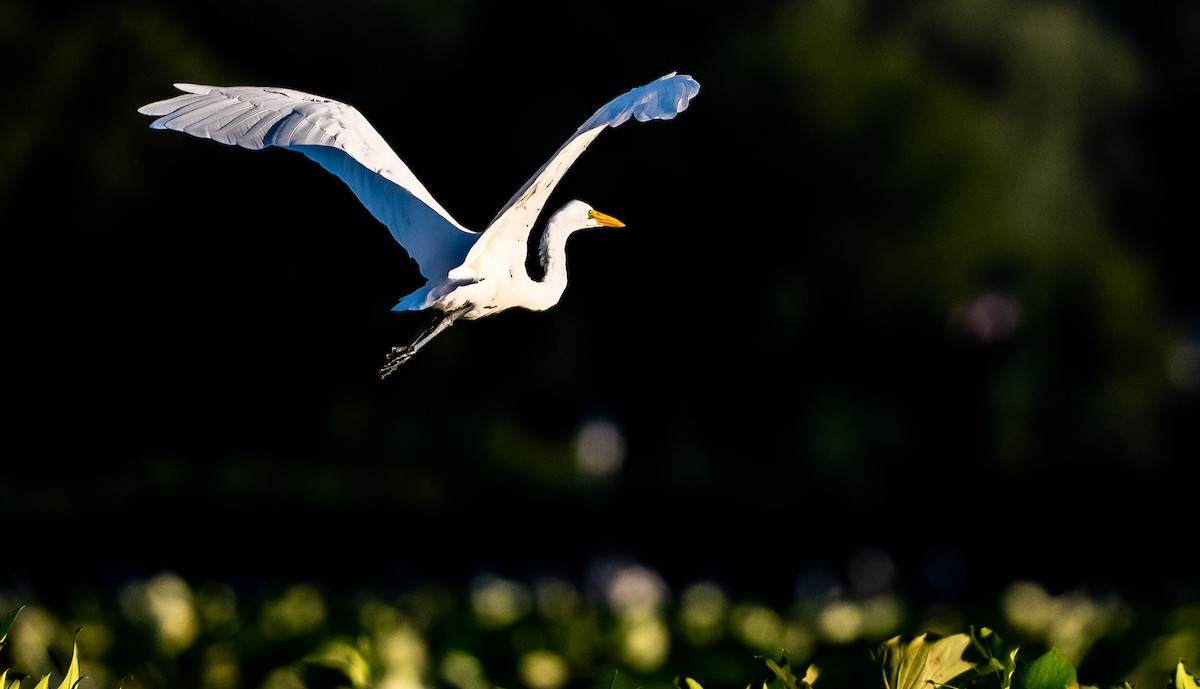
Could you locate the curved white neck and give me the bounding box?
[527,209,584,311]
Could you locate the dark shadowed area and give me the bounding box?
[2,0,1197,687]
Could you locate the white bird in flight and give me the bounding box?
[138,72,700,378]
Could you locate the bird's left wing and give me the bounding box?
[467,72,700,262]
[137,84,479,283]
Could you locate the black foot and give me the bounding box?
[379,345,415,379]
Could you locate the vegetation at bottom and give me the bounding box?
[2,573,1196,689]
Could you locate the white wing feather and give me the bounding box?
[136,84,479,283]
[469,73,700,266]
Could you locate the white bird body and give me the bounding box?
[138,72,700,377]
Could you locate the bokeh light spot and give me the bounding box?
[259,584,326,640]
[574,418,626,477]
[679,581,728,646]
[616,617,670,671]
[731,604,783,652]
[519,649,570,689]
[817,600,864,644]
[470,574,532,627]
[119,572,198,655]
[440,649,488,689]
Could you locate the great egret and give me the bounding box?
[138,72,700,378]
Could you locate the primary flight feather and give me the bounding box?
[137,72,700,378]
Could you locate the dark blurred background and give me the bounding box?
[2,0,1196,636]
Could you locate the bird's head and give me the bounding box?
[555,199,626,231]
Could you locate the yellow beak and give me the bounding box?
[588,209,626,228]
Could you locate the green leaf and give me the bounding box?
[1175,661,1198,689]
[676,676,704,689]
[1014,650,1077,689]
[300,639,371,689]
[0,609,22,648]
[1,670,25,689]
[53,641,81,689]
[964,626,1018,689]
[965,627,1008,673]
[760,652,812,689]
[1004,647,1020,689]
[876,632,975,689]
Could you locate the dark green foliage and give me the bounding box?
[3,607,1194,689]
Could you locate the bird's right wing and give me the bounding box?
[137,84,479,282]
[485,75,699,230]
[463,73,699,269]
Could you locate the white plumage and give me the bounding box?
[138,72,700,377]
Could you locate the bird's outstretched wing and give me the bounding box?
[137,84,479,283]
[467,72,700,263]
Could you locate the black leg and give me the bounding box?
[379,306,470,379]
